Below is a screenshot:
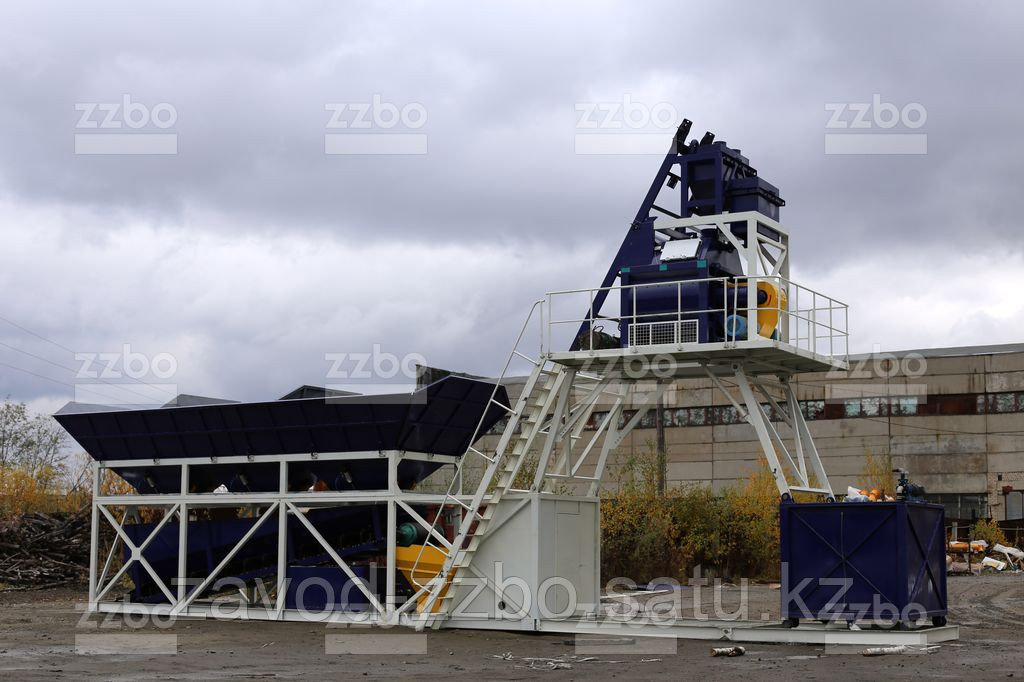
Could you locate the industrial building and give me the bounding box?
[472,342,1024,522]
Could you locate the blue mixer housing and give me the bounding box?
[573,120,786,350]
[619,226,750,344]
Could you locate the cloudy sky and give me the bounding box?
[1,1,1022,415]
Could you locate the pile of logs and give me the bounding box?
[0,510,91,589]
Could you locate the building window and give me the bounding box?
[975,392,1024,415]
[925,493,988,521]
[1007,491,1023,521]
[862,397,883,417]
[987,392,1019,414]
[640,409,657,429]
[761,402,782,422]
[892,397,918,416]
[711,405,738,425]
[586,411,607,430]
[619,410,636,429]
[687,407,708,426]
[802,400,825,420]
[844,399,863,418]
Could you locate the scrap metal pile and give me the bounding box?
[0,510,90,589]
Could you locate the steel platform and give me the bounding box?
[546,339,848,379]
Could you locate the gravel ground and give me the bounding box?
[0,575,1021,680]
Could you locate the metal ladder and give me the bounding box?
[410,302,564,627]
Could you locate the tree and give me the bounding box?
[857,449,895,498]
[0,400,69,487]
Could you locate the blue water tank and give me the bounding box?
[779,500,947,626]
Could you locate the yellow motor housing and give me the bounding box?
[755,281,787,337]
[727,280,788,338]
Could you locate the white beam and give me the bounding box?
[170,502,280,615]
[287,502,386,614]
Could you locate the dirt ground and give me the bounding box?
[1,575,1022,681]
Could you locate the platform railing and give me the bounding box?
[774,276,849,359]
[546,276,848,360]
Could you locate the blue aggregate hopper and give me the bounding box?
[779,500,947,627]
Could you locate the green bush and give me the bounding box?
[601,446,780,583]
[970,517,1007,551]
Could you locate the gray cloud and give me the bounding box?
[1,0,1022,409]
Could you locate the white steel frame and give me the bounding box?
[88,449,471,625]
[654,211,793,333]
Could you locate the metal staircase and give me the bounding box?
[409,302,559,627]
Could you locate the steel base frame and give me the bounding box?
[88,600,958,647]
[87,450,467,624]
[445,615,960,646]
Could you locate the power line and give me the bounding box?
[0,361,149,406]
[0,312,178,400]
[0,313,79,353]
[0,339,170,404]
